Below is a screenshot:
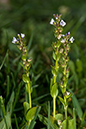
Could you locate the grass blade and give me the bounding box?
[72,93,83,120]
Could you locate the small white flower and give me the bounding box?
[70,37,74,43]
[58,120,61,125]
[12,37,17,44]
[50,18,55,25]
[61,39,66,43]
[57,34,62,39]
[68,32,70,35]
[56,17,58,19]
[21,33,25,38]
[17,34,20,36]
[66,92,70,96]
[60,20,66,27]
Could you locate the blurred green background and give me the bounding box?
[0,0,86,128]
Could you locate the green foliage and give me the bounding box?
[50,83,58,98]
[22,74,30,83]
[0,0,86,128]
[72,93,83,120]
[25,107,38,122]
[0,112,11,129]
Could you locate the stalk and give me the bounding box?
[28,82,32,108]
[53,97,56,118]
[50,14,63,118]
[12,33,32,109]
[65,106,67,120]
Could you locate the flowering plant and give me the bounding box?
[12,33,41,128]
[49,14,76,128]
[11,14,76,129]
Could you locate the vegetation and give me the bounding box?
[0,0,86,128]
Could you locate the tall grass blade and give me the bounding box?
[14,114,19,129]
[12,82,22,113]
[6,75,10,99]
[0,52,8,70]
[6,91,14,115]
[72,93,83,120]
[48,101,50,129]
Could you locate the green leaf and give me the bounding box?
[28,106,41,129]
[72,93,83,120]
[38,114,59,129]
[6,75,10,99]
[33,93,49,102]
[58,96,65,106]
[50,83,58,98]
[0,51,8,70]
[53,52,56,60]
[50,78,54,91]
[48,101,50,129]
[12,82,22,113]
[6,91,14,115]
[76,59,82,73]
[0,96,6,116]
[20,62,25,69]
[0,112,11,129]
[22,55,26,61]
[27,32,33,52]
[73,108,76,129]
[14,114,19,129]
[51,66,58,76]
[23,102,30,114]
[62,119,74,129]
[65,93,72,99]
[56,53,60,61]
[55,114,63,121]
[22,74,30,83]
[25,107,38,122]
[68,60,75,74]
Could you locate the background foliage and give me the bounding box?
[0,0,86,128]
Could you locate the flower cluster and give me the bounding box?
[50,14,74,119]
[12,33,31,71]
[12,33,25,44]
[12,33,32,109]
[50,14,74,44]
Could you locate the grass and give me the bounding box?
[0,0,86,128]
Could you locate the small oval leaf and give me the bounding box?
[25,107,37,122]
[51,83,58,98]
[22,74,30,83]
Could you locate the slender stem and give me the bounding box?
[65,106,67,120]
[28,83,32,108]
[53,97,56,118]
[53,59,58,118]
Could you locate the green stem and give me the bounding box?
[53,97,56,118]
[65,106,67,120]
[28,83,32,108]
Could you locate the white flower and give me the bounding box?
[68,32,70,35]
[56,17,58,19]
[61,39,66,43]
[17,34,20,36]
[21,33,25,38]
[58,120,61,125]
[12,37,17,44]
[50,18,55,25]
[57,34,62,39]
[70,37,74,43]
[60,20,66,27]
[66,92,70,96]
